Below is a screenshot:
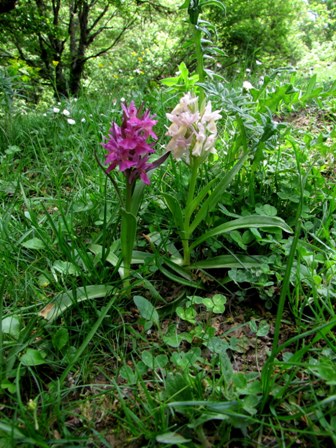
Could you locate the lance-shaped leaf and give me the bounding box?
[190,254,266,270]
[120,209,137,277]
[188,153,249,235]
[162,193,184,230]
[39,285,114,322]
[190,215,292,250]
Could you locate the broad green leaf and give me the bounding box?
[1,379,16,394]
[155,354,168,369]
[190,294,226,313]
[21,237,45,250]
[131,250,153,264]
[206,337,229,354]
[0,422,26,440]
[162,193,184,230]
[89,243,122,273]
[158,257,203,289]
[255,204,277,216]
[256,321,270,337]
[190,254,265,269]
[249,320,258,333]
[163,326,184,348]
[242,395,260,416]
[179,0,189,9]
[141,350,154,369]
[211,294,227,313]
[189,154,249,235]
[179,61,189,79]
[121,209,137,277]
[52,260,80,276]
[38,274,50,288]
[20,348,47,366]
[199,0,225,12]
[191,215,292,250]
[1,316,21,339]
[168,400,238,412]
[130,181,146,216]
[52,327,69,350]
[5,145,21,155]
[176,305,197,324]
[159,263,202,288]
[141,352,168,370]
[119,365,137,385]
[309,359,336,386]
[134,295,159,326]
[156,432,191,444]
[0,180,16,194]
[171,348,202,368]
[39,285,114,322]
[185,175,219,222]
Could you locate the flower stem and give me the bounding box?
[121,180,135,292]
[193,23,205,104]
[182,157,200,266]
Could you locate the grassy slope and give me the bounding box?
[0,74,336,447]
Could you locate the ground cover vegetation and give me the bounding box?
[0,0,336,446]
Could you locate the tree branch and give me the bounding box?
[84,18,136,61]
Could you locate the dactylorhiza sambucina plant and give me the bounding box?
[165,91,221,265]
[164,92,293,268]
[101,101,168,290]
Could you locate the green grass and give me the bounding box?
[0,72,336,447]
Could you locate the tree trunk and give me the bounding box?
[55,63,68,97]
[68,1,89,96]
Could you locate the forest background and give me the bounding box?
[0,0,336,447]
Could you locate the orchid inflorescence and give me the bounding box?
[166,92,221,163]
[102,101,158,185]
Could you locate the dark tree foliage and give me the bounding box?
[0,0,135,97]
[209,0,303,69]
[0,0,17,13]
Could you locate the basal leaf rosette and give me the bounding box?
[166,92,221,163]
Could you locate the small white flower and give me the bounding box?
[256,60,262,66]
[53,107,60,113]
[246,68,251,73]
[62,109,71,116]
[243,80,254,90]
[67,118,76,125]
[120,97,125,102]
[81,118,86,123]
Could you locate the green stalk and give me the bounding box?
[193,25,205,103]
[182,157,201,265]
[261,139,304,410]
[121,180,135,291]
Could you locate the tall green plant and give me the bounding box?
[162,0,292,268]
